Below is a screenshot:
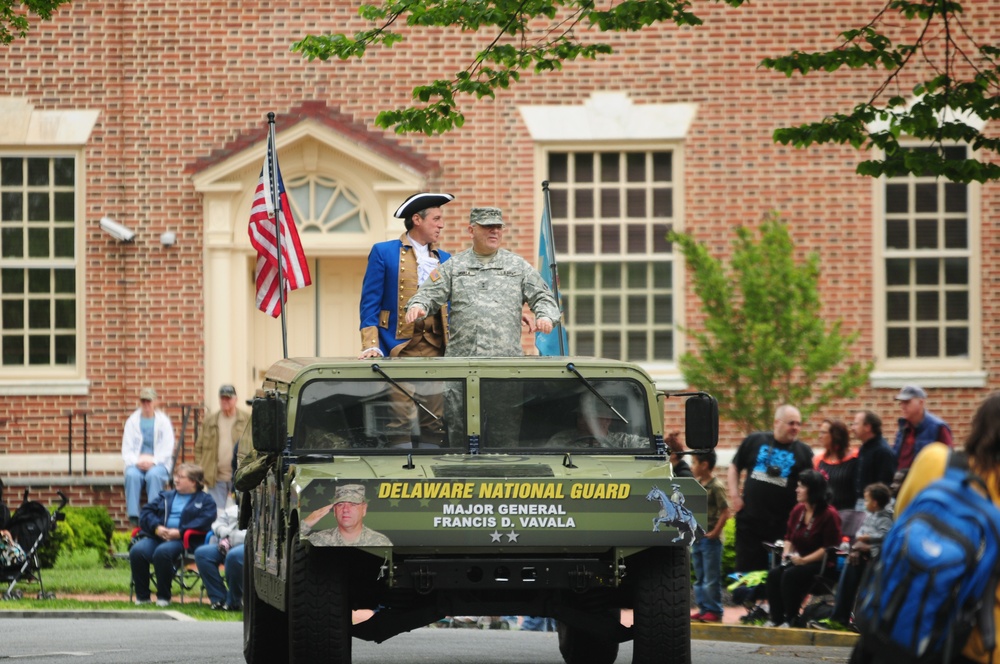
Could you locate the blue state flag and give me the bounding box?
[535,206,568,356]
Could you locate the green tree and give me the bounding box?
[668,214,872,434]
[293,0,999,181]
[763,0,1000,184]
[1,0,72,45]
[293,0,746,135]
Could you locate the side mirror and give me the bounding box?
[684,393,718,450]
[252,395,287,454]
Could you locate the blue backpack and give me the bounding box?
[854,451,1000,663]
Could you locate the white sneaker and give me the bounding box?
[762,620,778,627]
[778,622,790,628]
[134,599,151,606]
[155,599,170,607]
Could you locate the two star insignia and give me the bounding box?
[490,530,519,543]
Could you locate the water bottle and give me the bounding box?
[836,536,850,571]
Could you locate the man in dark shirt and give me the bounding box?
[727,404,814,573]
[851,410,897,510]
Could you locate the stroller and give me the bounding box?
[1,479,69,600]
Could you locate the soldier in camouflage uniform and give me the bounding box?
[301,484,392,547]
[405,207,560,357]
[546,391,648,449]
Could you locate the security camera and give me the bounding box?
[99,217,135,243]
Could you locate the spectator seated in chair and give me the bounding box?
[194,493,245,611]
[763,469,843,628]
[129,463,216,606]
[810,482,894,631]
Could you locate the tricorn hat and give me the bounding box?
[393,192,455,220]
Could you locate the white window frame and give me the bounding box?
[870,142,985,389]
[0,99,97,395]
[285,173,371,236]
[521,93,695,389]
[536,144,684,382]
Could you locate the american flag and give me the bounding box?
[248,133,311,317]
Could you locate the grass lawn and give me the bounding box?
[0,547,240,621]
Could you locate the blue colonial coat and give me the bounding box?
[359,233,449,357]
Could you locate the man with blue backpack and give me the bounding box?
[852,392,1000,664]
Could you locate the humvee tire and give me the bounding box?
[557,618,619,664]
[240,357,719,664]
[631,546,691,664]
[243,525,287,663]
[288,532,351,664]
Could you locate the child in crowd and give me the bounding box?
[810,482,893,631]
[690,450,731,623]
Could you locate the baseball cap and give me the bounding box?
[139,387,157,401]
[894,385,927,401]
[333,484,367,505]
[393,192,454,220]
[219,384,237,397]
[469,207,504,227]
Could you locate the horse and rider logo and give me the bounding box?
[646,485,705,546]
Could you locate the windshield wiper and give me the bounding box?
[565,362,629,424]
[370,363,440,423]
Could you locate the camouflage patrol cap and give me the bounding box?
[333,483,367,505]
[469,207,504,226]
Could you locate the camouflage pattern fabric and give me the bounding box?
[233,448,272,492]
[406,248,560,357]
[309,525,393,547]
[545,429,648,449]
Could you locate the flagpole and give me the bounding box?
[541,180,566,355]
[267,112,289,359]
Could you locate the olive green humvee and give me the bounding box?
[239,356,718,664]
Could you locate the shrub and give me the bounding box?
[63,510,110,564]
[111,530,132,555]
[74,506,114,547]
[722,517,736,578]
[35,516,69,568]
[36,505,115,568]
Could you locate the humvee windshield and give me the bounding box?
[481,378,652,451]
[294,377,652,452]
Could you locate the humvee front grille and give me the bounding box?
[392,556,616,592]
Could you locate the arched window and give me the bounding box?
[285,175,369,235]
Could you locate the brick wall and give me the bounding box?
[3,480,128,525]
[1,0,998,488]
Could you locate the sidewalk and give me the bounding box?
[692,605,859,648]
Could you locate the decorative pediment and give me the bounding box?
[190,101,440,251]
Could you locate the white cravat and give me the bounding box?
[409,236,440,285]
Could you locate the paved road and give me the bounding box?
[0,616,852,663]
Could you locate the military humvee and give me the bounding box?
[240,356,718,664]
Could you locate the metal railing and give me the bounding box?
[1,404,203,477]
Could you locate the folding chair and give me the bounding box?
[128,528,207,604]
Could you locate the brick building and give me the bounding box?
[1,0,997,524]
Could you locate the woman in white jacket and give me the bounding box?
[122,388,175,524]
